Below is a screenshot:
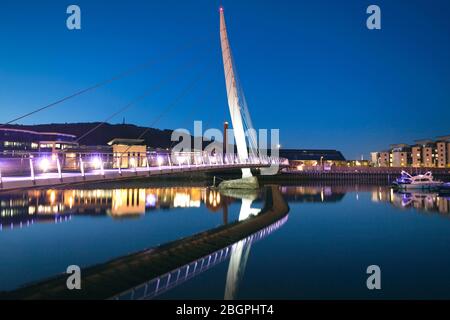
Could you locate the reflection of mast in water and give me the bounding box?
[223,203,228,225]
[223,190,261,300]
[224,238,252,300]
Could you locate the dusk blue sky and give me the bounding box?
[0,0,449,159]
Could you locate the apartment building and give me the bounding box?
[436,135,450,168]
[378,151,390,167]
[391,144,410,167]
[371,135,450,168]
[411,145,422,167]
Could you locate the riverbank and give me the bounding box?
[259,169,450,184]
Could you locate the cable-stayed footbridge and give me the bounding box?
[0,8,285,192]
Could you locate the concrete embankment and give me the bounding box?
[259,170,450,184]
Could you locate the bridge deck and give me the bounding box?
[0,163,274,192]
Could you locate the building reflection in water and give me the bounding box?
[280,185,347,203]
[0,184,352,232]
[371,187,450,216]
[0,187,236,231]
[281,184,450,216]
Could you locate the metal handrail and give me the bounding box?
[0,151,285,187]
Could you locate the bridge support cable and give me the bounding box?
[0,36,211,127]
[137,66,210,140]
[114,63,211,161]
[168,73,216,149]
[37,62,212,191]
[74,55,205,144]
[227,45,258,158]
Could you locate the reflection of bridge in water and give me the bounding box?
[113,214,288,300]
[3,186,289,299]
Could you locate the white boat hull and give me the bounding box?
[397,183,443,190]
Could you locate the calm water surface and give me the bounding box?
[1,183,450,299]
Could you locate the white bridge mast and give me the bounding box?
[220,7,257,179]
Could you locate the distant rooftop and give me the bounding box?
[107,138,145,146]
[390,143,410,149]
[436,135,450,142]
[414,139,435,146]
[279,149,346,161]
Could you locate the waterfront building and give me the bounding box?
[279,149,346,169]
[371,134,450,168]
[436,135,450,168]
[415,139,437,168]
[0,128,78,154]
[62,145,113,170]
[108,138,147,169]
[411,145,422,167]
[370,152,379,165]
[378,151,390,167]
[390,144,411,167]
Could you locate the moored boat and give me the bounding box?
[392,171,444,190]
[440,182,450,193]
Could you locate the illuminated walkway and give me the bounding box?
[0,157,284,192]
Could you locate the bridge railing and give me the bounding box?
[0,150,286,185]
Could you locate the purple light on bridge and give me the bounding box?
[39,157,50,172]
[156,155,164,167]
[91,156,102,170]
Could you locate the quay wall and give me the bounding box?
[260,167,450,184]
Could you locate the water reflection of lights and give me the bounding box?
[281,186,345,203]
[111,189,146,216]
[207,190,221,208]
[372,188,450,215]
[173,192,200,208]
[0,213,72,232]
[146,194,156,207]
[49,191,56,204]
[0,187,235,229]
